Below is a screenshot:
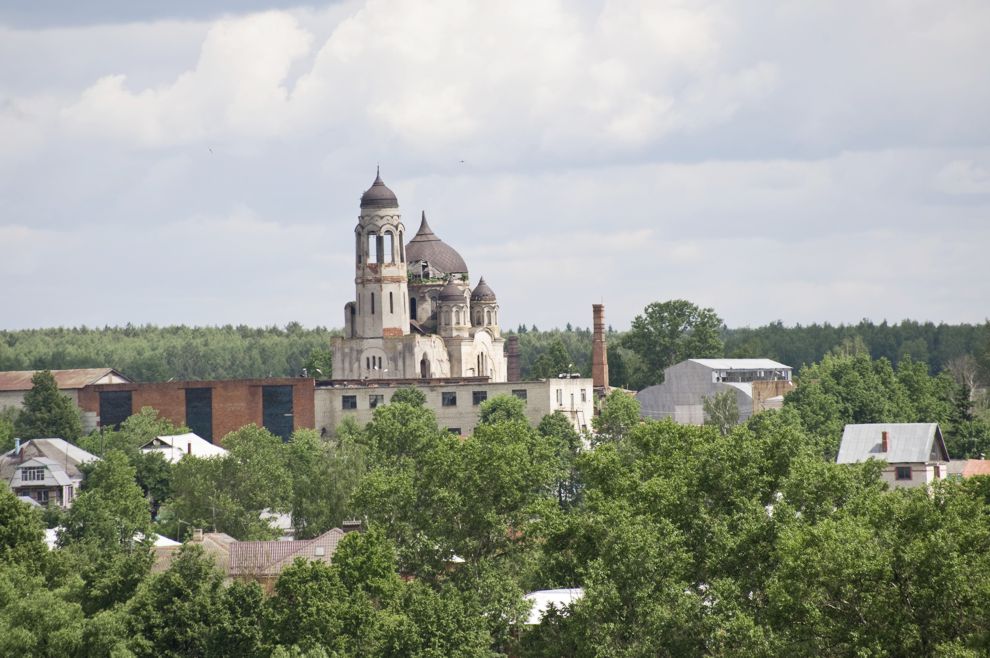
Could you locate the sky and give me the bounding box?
[1,0,988,332]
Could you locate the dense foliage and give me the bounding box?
[3,305,990,655]
[0,324,336,382]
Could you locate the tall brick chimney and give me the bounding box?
[506,336,522,382]
[592,304,609,390]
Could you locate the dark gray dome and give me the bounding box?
[360,169,398,210]
[439,279,465,303]
[405,212,468,275]
[470,277,496,302]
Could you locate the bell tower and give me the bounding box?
[351,169,410,339]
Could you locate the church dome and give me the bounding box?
[360,169,399,210]
[470,277,497,302]
[439,279,465,303]
[405,212,468,275]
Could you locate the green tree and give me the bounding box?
[389,387,426,407]
[591,390,640,445]
[13,370,82,441]
[478,393,528,426]
[532,337,573,379]
[288,429,367,539]
[703,389,740,436]
[126,544,230,657]
[304,347,333,379]
[0,485,49,573]
[0,407,18,453]
[161,425,291,540]
[624,300,724,389]
[59,450,154,614]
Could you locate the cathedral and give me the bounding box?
[330,171,507,381]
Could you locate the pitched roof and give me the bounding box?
[837,423,949,465]
[688,359,790,371]
[0,439,100,481]
[962,460,990,477]
[228,528,346,577]
[0,368,131,392]
[141,433,228,463]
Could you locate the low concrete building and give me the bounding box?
[0,368,131,432]
[636,359,793,424]
[316,376,595,437]
[0,438,100,508]
[837,423,950,489]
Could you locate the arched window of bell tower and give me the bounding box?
[384,232,395,263]
[399,232,405,262]
[367,233,377,264]
[485,309,492,325]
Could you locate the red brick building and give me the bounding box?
[77,377,315,443]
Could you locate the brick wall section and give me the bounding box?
[78,378,315,444]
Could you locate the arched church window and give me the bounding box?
[376,234,384,263]
[455,310,461,325]
[410,296,417,318]
[485,309,492,325]
[389,292,394,314]
[399,232,405,262]
[371,293,375,315]
[367,233,376,263]
[356,233,362,264]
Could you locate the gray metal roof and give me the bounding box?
[405,212,468,275]
[689,359,790,371]
[836,423,948,464]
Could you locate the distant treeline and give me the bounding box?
[1,319,987,385]
[0,323,337,382]
[514,319,990,387]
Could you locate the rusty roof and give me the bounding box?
[228,528,345,577]
[0,368,130,392]
[963,460,990,477]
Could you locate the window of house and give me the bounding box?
[895,466,912,480]
[35,490,49,503]
[342,395,357,410]
[369,394,385,408]
[580,388,587,402]
[448,427,461,435]
[512,389,528,402]
[934,464,941,479]
[556,389,563,406]
[21,467,45,482]
[472,391,488,405]
[442,392,457,407]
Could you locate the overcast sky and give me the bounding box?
[1,0,988,332]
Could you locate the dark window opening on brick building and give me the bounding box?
[895,466,912,481]
[262,385,294,442]
[442,392,457,407]
[369,394,385,408]
[342,395,357,410]
[472,391,487,405]
[99,390,133,430]
[185,387,213,442]
[512,389,528,401]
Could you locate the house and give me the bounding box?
[141,432,228,463]
[836,423,950,489]
[636,359,794,425]
[0,368,131,432]
[154,526,355,590]
[0,438,100,508]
